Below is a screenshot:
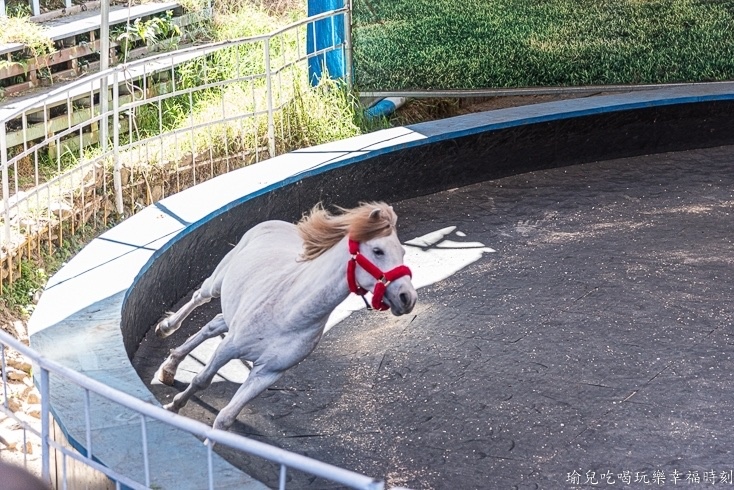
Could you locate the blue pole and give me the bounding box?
[307,0,346,85]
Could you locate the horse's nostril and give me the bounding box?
[400,292,409,306]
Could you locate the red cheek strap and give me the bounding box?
[347,239,412,311]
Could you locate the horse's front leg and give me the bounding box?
[158,314,229,385]
[156,280,219,338]
[212,365,284,431]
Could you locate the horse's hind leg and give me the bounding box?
[158,313,228,385]
[155,275,222,338]
[164,331,239,413]
[213,365,284,431]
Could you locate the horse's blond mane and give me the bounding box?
[297,202,398,260]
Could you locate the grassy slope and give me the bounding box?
[353,0,734,90]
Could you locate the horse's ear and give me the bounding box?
[369,208,382,221]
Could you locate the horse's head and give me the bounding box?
[354,232,417,316]
[299,201,417,315]
[350,208,417,316]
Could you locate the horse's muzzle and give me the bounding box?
[388,281,417,316]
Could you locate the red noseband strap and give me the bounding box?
[347,239,412,311]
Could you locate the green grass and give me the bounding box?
[18,1,363,184]
[353,0,734,90]
[0,222,108,316]
[0,221,101,315]
[2,260,47,315]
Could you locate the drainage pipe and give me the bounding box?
[364,97,407,121]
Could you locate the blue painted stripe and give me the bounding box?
[408,89,734,144]
[125,84,734,301]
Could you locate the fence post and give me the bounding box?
[112,71,123,214]
[343,0,353,92]
[0,123,11,252]
[264,38,276,159]
[40,367,51,485]
[100,74,110,208]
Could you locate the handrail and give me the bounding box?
[0,6,347,123]
[0,328,385,490]
[0,8,386,488]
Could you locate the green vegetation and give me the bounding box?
[0,14,55,59]
[11,1,370,188]
[2,260,47,315]
[280,75,377,152]
[115,10,182,59]
[353,0,734,90]
[0,222,112,317]
[1,1,378,314]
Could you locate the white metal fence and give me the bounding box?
[0,328,392,489]
[0,7,351,287]
[0,7,401,490]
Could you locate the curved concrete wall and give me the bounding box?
[28,82,734,488]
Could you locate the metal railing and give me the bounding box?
[0,7,350,288]
[0,8,399,490]
[0,328,389,489]
[0,0,54,17]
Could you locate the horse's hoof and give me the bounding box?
[163,402,178,413]
[155,319,171,338]
[158,367,175,386]
[212,416,234,432]
[212,412,236,430]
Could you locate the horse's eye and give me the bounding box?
[373,247,384,257]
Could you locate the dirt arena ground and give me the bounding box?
[134,144,734,489]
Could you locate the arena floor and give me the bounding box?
[134,144,734,489]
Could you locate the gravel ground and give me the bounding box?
[135,145,734,489]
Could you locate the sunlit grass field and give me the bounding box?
[352,0,734,90]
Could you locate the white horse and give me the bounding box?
[155,202,417,431]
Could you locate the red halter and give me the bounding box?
[347,239,412,311]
